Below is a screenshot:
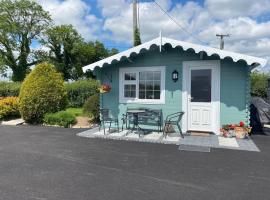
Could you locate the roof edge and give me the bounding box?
[83,37,267,72]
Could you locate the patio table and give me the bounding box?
[126,109,146,136]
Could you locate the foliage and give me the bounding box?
[41,25,84,80]
[251,71,269,98]
[0,96,20,120]
[0,0,51,81]
[0,81,21,97]
[43,111,76,128]
[133,27,141,46]
[65,79,99,107]
[83,94,100,122]
[65,107,85,117]
[41,24,119,80]
[19,63,67,123]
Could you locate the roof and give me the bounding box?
[83,36,267,72]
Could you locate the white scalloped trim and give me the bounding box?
[83,37,267,72]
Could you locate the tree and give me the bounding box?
[41,25,84,80]
[42,25,119,80]
[251,71,269,98]
[0,0,51,81]
[133,27,141,46]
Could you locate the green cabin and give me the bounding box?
[83,37,266,135]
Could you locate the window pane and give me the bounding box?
[124,85,129,90]
[139,72,146,80]
[130,85,136,90]
[154,81,160,90]
[125,73,136,80]
[130,91,136,98]
[154,91,160,99]
[191,69,211,102]
[130,73,136,80]
[124,84,136,98]
[146,81,153,90]
[146,91,154,99]
[139,82,145,90]
[139,91,145,99]
[146,72,154,80]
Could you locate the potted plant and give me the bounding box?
[99,83,111,93]
[221,122,252,139]
[221,124,235,137]
[234,121,252,139]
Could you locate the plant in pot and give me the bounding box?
[234,121,252,139]
[99,83,111,93]
[221,124,236,138]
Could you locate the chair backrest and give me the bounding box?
[177,112,184,124]
[100,109,110,120]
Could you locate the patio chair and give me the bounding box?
[163,112,184,138]
[99,108,119,135]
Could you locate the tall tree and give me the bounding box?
[0,0,51,81]
[133,27,141,46]
[41,25,84,80]
[42,25,119,80]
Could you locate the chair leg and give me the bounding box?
[102,121,105,135]
[108,122,112,134]
[177,124,184,138]
[117,120,119,133]
[163,124,166,138]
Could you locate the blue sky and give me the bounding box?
[34,0,270,69]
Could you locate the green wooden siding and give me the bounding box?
[96,47,249,129]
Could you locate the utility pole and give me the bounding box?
[133,0,141,46]
[216,34,230,50]
[133,0,138,32]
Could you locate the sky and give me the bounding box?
[12,0,270,73]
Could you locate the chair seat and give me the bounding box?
[103,118,118,122]
[164,121,178,125]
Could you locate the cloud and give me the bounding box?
[36,0,103,41]
[97,0,270,66]
[35,0,270,68]
[205,0,270,19]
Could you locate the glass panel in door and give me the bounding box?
[191,69,211,102]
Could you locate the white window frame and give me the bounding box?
[119,66,166,104]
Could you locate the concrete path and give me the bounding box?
[1,118,24,125]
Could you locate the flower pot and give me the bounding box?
[234,127,247,139]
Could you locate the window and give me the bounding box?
[120,67,165,104]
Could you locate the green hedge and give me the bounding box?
[0,79,100,108]
[83,94,100,122]
[44,111,76,128]
[0,82,21,97]
[65,79,99,107]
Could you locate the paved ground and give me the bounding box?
[0,125,270,200]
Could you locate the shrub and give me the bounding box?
[0,97,20,120]
[44,111,76,128]
[251,72,269,98]
[19,63,68,124]
[83,94,100,122]
[65,79,99,107]
[0,82,21,97]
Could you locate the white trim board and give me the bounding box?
[182,60,221,135]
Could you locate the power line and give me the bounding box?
[153,0,208,45]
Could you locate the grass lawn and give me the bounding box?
[65,108,87,117]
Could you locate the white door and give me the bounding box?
[182,61,220,134]
[188,68,213,131]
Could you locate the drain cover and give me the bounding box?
[179,145,211,152]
